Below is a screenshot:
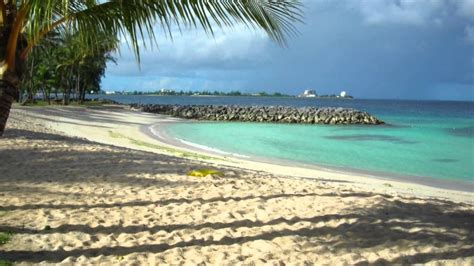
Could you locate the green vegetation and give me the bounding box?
[187,169,224,177]
[0,217,13,264]
[0,1,302,136]
[20,31,117,106]
[108,131,222,161]
[0,232,12,245]
[0,259,13,266]
[108,131,125,139]
[124,90,292,97]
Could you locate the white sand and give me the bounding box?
[0,105,473,265]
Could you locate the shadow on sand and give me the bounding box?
[0,126,473,264]
[0,199,472,264]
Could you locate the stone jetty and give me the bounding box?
[131,104,384,125]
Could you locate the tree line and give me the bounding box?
[20,31,116,105]
[123,90,290,97]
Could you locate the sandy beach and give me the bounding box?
[0,105,473,264]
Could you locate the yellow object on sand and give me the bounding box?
[187,169,224,177]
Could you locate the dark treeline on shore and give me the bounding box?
[123,90,291,97]
[108,90,354,99]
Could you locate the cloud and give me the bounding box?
[107,24,270,76]
[342,0,474,49]
[456,0,474,20]
[103,23,271,91]
[346,0,473,26]
[347,0,445,25]
[465,25,474,44]
[102,1,474,100]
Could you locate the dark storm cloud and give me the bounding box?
[102,0,473,100]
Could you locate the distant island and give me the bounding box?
[99,88,354,99]
[102,89,291,97]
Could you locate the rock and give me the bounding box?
[133,104,384,125]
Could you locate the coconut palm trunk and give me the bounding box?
[0,42,25,134]
[1,0,23,135]
[0,77,18,135]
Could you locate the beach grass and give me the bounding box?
[0,259,13,266]
[0,212,13,246]
[0,232,12,245]
[108,131,125,139]
[108,130,223,161]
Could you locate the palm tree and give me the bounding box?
[52,31,116,105]
[0,0,302,136]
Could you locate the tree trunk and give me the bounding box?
[63,83,70,105]
[1,7,27,136]
[63,69,73,105]
[80,83,87,104]
[41,86,47,102]
[41,82,50,104]
[78,73,86,105]
[46,84,51,105]
[0,78,19,136]
[62,87,69,105]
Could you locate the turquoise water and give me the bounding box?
[93,95,473,182]
[165,112,474,182]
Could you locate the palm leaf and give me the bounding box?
[22,0,303,62]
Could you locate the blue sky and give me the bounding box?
[102,0,474,101]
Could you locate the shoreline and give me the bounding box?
[144,120,474,193]
[2,105,474,264]
[9,105,474,202]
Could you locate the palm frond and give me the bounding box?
[22,0,303,62]
[27,0,302,59]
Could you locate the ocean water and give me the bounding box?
[93,95,474,182]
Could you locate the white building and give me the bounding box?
[302,89,317,97]
[340,91,347,97]
[160,88,174,94]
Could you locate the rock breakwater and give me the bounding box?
[131,104,384,125]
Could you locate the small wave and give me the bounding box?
[176,138,250,159]
[149,124,250,158]
[149,125,163,139]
